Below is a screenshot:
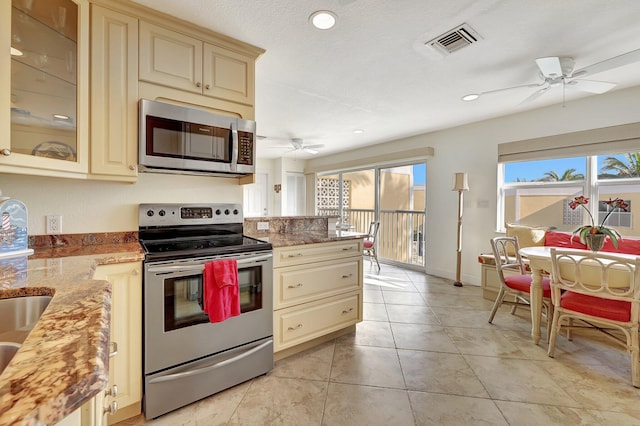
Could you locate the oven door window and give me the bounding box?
[163,264,264,332]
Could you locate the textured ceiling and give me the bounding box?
[131,0,640,159]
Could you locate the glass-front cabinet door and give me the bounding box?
[1,0,88,175]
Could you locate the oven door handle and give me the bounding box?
[147,339,272,384]
[147,253,273,273]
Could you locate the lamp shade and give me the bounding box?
[452,172,469,191]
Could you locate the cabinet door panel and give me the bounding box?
[274,240,362,268]
[275,259,361,309]
[139,22,202,93]
[90,5,138,179]
[203,43,253,105]
[274,293,360,351]
[93,263,142,421]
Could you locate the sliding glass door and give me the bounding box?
[317,162,426,268]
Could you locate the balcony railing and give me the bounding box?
[319,208,425,267]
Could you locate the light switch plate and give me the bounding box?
[257,221,269,230]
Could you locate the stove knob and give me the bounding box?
[233,209,239,215]
[158,210,166,217]
[224,209,230,215]
[146,210,154,217]
[215,209,221,215]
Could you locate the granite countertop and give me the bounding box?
[246,229,367,248]
[0,242,144,426]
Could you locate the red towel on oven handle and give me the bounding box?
[203,259,240,323]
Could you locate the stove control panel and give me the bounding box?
[139,203,243,226]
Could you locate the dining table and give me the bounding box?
[519,246,637,344]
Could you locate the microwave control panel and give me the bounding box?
[237,131,254,165]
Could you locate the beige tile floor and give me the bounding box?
[117,263,640,425]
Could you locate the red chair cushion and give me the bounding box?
[504,274,552,298]
[560,291,631,322]
[363,240,374,249]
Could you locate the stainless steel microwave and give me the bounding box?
[139,99,256,176]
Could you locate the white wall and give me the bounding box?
[0,172,242,234]
[307,85,640,286]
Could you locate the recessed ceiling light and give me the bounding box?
[461,93,479,101]
[353,129,364,134]
[53,114,70,120]
[309,10,337,30]
[11,47,23,56]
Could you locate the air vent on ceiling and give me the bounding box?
[426,23,481,55]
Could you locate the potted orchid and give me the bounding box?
[568,195,628,250]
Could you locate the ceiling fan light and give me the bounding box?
[353,129,364,134]
[11,46,23,56]
[309,10,337,30]
[461,93,479,101]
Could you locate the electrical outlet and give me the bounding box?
[46,215,62,234]
[257,221,270,230]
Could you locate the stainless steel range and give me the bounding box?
[139,203,273,419]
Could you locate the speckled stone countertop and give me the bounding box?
[0,240,144,426]
[245,230,367,248]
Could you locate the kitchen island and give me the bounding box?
[0,241,144,426]
[246,225,367,359]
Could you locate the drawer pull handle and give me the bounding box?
[342,247,353,251]
[104,401,118,416]
[287,323,303,331]
[342,273,353,278]
[287,283,303,288]
[342,308,354,314]
[105,385,118,397]
[287,253,303,258]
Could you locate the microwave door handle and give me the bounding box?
[230,121,238,172]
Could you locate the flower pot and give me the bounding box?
[585,233,606,252]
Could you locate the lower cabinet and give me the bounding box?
[56,392,106,426]
[93,262,142,425]
[273,240,363,356]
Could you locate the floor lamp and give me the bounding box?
[452,172,469,287]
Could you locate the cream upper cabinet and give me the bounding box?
[93,262,143,425]
[90,4,138,181]
[1,0,89,178]
[139,21,255,106]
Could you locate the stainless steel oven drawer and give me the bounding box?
[144,337,273,419]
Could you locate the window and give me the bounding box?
[499,151,640,237]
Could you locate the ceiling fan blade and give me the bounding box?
[535,57,563,78]
[519,85,550,104]
[572,48,640,78]
[303,148,319,155]
[568,79,616,94]
[302,144,325,149]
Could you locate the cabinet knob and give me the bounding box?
[205,84,211,90]
[109,341,118,358]
[129,165,135,171]
[105,384,118,397]
[287,323,303,331]
[196,82,202,88]
[1,148,11,156]
[104,401,118,416]
[132,269,139,276]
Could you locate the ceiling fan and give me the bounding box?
[462,48,640,104]
[259,136,325,155]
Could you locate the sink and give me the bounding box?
[0,295,52,344]
[0,342,22,375]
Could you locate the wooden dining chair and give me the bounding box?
[363,221,380,270]
[488,237,554,338]
[547,248,640,387]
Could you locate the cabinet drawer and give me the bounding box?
[274,240,362,268]
[275,258,361,309]
[274,293,360,351]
